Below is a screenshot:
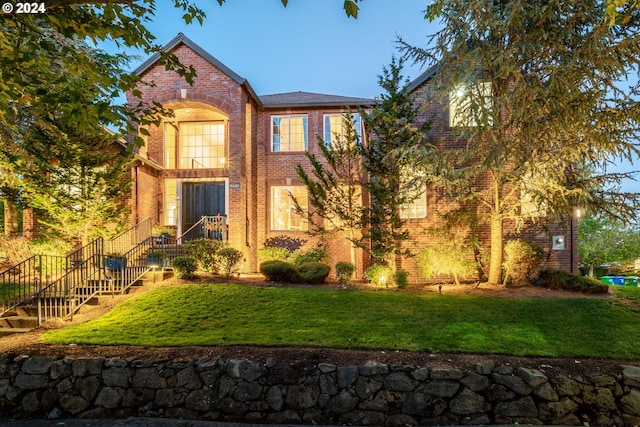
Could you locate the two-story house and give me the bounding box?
[127,33,576,280]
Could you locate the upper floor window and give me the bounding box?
[272,115,308,152]
[164,121,226,169]
[324,113,362,147]
[449,82,493,128]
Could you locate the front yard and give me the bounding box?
[40,282,640,360]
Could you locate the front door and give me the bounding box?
[181,182,226,234]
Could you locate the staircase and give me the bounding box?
[0,218,156,336]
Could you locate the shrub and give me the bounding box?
[186,238,226,273]
[335,261,355,285]
[535,269,610,294]
[257,246,290,263]
[289,244,330,266]
[503,239,545,287]
[0,236,33,265]
[259,260,301,283]
[263,235,307,252]
[393,269,409,289]
[364,264,393,287]
[298,262,331,284]
[172,256,198,279]
[219,247,243,278]
[417,232,478,285]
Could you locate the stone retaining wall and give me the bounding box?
[2,355,640,425]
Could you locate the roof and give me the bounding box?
[259,91,375,109]
[404,64,440,93]
[133,33,261,105]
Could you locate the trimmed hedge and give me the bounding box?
[259,260,331,285]
[297,262,331,284]
[535,269,610,294]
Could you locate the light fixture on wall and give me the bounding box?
[552,235,565,250]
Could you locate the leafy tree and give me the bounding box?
[399,0,640,284]
[578,213,640,276]
[295,58,432,269]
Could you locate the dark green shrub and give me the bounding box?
[219,247,243,278]
[172,256,197,279]
[186,238,226,273]
[535,269,610,294]
[394,269,409,289]
[503,239,545,287]
[335,261,355,284]
[259,260,301,283]
[257,246,290,262]
[264,235,307,252]
[298,262,331,284]
[364,264,393,287]
[289,244,330,265]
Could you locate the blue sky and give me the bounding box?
[122,0,638,193]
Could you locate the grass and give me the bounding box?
[41,283,640,359]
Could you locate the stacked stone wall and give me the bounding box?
[2,356,640,426]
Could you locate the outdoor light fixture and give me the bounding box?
[552,235,565,250]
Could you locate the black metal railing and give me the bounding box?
[179,215,228,243]
[106,217,153,256]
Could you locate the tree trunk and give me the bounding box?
[3,199,19,237]
[487,216,504,285]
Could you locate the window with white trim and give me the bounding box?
[400,185,427,219]
[449,81,493,127]
[323,113,362,147]
[164,179,177,226]
[164,121,226,169]
[271,186,308,231]
[271,115,308,152]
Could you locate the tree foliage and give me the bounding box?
[295,58,432,267]
[400,0,640,284]
[578,213,640,276]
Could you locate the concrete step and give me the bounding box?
[0,327,33,337]
[0,315,38,329]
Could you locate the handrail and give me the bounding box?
[177,215,227,244]
[107,217,153,255]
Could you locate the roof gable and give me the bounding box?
[405,64,440,93]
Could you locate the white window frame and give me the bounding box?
[400,185,427,219]
[270,185,308,231]
[164,121,227,169]
[323,113,362,148]
[271,115,309,152]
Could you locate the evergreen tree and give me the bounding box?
[399,0,640,284]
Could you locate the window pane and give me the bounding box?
[323,113,361,149]
[400,185,427,219]
[178,121,225,169]
[164,123,176,169]
[164,179,177,226]
[271,115,308,152]
[271,186,308,230]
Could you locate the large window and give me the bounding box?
[164,121,226,169]
[271,186,308,231]
[272,115,308,152]
[324,113,362,147]
[449,82,493,127]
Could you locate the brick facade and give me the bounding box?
[126,34,575,281]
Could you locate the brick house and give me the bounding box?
[127,33,577,280]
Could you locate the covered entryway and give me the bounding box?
[181,182,226,236]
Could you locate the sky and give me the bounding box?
[117,0,639,193]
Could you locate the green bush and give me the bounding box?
[259,260,301,283]
[417,233,478,285]
[503,239,545,287]
[257,246,290,262]
[219,247,243,278]
[335,261,355,285]
[535,269,610,294]
[298,262,331,284]
[289,244,331,266]
[365,264,394,287]
[172,256,198,279]
[393,269,409,289]
[186,238,226,273]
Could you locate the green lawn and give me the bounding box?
[41,283,640,359]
